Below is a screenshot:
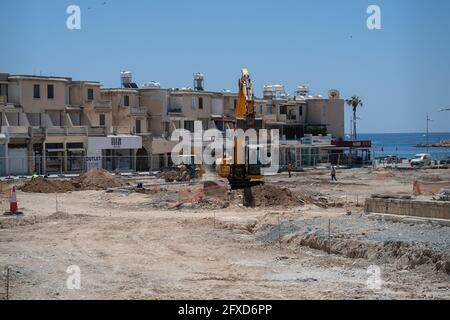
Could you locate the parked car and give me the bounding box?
[396,158,411,167]
[439,157,450,165]
[411,153,432,167]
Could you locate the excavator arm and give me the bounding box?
[217,68,264,190]
[235,68,255,121]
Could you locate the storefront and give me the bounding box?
[87,135,142,172]
[43,136,88,174]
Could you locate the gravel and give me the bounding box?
[257,215,450,255]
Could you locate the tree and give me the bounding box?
[346,96,363,140]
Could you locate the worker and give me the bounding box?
[287,163,292,178]
[331,165,337,181]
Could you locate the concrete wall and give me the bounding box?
[101,89,147,134]
[69,82,101,106]
[365,198,450,220]
[8,77,69,112]
[306,98,344,140]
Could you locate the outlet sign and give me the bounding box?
[86,155,102,170]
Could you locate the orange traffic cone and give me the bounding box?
[9,186,18,214]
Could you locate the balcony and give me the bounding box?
[30,127,46,139]
[263,114,277,122]
[111,126,133,135]
[94,100,112,112]
[167,106,183,115]
[67,126,88,135]
[88,126,108,136]
[46,127,66,135]
[1,126,30,137]
[46,126,88,136]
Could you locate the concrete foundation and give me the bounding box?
[365,198,450,220]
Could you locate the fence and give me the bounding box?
[0,151,374,177]
[413,180,450,196]
[0,155,173,177]
[0,182,10,212]
[278,152,373,172]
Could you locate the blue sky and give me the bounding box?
[1,0,450,133]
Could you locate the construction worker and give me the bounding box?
[287,163,292,178]
[331,165,337,181]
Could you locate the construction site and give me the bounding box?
[0,67,449,300]
[0,164,449,300]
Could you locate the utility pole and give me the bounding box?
[426,114,433,154]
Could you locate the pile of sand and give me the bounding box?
[20,177,77,193]
[72,168,128,190]
[20,168,128,193]
[235,184,303,207]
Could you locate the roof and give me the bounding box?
[101,88,139,94]
[8,74,72,82]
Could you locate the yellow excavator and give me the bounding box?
[218,68,264,190]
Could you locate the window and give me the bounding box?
[299,106,303,116]
[67,142,84,149]
[87,88,94,100]
[99,114,105,126]
[47,85,54,99]
[33,84,40,99]
[124,95,130,107]
[135,119,141,134]
[233,99,237,110]
[280,105,287,114]
[184,120,194,132]
[198,97,203,110]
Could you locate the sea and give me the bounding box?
[357,132,450,160]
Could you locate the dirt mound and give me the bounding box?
[20,169,128,193]
[20,177,77,193]
[246,185,303,207]
[72,168,128,190]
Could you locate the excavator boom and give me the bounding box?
[217,68,264,190]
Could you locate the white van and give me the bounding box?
[411,153,432,167]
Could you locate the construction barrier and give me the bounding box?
[413,180,450,196]
[179,184,205,203]
[0,182,11,212]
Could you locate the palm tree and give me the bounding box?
[346,96,363,140]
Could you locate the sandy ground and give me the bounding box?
[0,168,449,300]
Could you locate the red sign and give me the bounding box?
[332,140,372,148]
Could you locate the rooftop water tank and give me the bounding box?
[194,72,204,91]
[120,71,132,86]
